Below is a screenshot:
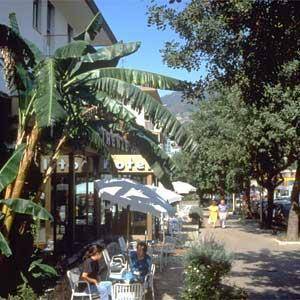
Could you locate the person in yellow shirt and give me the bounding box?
[208,200,218,228]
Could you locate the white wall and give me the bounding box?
[0,0,112,96]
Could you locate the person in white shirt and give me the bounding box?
[218,199,228,228]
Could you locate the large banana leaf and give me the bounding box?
[71,42,142,75]
[0,231,12,257]
[8,12,20,34]
[34,58,66,128]
[0,144,25,193]
[71,77,195,151]
[29,259,58,278]
[95,92,136,123]
[0,23,36,91]
[8,12,43,62]
[73,12,104,41]
[0,199,53,221]
[0,25,34,64]
[54,40,96,59]
[127,127,176,189]
[75,68,183,91]
[86,125,109,156]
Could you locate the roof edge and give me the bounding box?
[84,0,118,44]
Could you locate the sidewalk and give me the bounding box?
[154,223,198,300]
[201,216,300,299]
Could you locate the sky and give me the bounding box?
[96,0,204,97]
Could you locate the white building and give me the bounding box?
[164,138,181,157]
[0,0,116,95]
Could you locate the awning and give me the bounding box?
[147,185,182,204]
[94,178,175,217]
[172,181,197,195]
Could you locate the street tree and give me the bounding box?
[148,0,300,231]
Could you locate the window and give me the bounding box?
[47,1,55,34]
[32,0,41,31]
[67,24,74,43]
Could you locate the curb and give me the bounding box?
[273,238,300,245]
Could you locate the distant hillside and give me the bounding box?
[161,92,197,123]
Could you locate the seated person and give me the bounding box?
[81,245,112,300]
[129,241,152,282]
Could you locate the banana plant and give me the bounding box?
[0,12,196,241]
[0,147,53,257]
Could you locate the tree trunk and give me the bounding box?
[33,135,67,203]
[265,185,275,229]
[286,161,300,240]
[3,124,41,236]
[244,179,252,218]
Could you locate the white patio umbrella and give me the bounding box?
[94,178,175,217]
[147,185,182,204]
[172,181,197,195]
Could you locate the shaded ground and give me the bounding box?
[154,224,198,300]
[202,216,300,300]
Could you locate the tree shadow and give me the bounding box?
[230,249,300,299]
[154,255,184,299]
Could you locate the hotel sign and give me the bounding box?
[40,155,87,173]
[111,155,152,173]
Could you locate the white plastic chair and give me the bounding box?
[67,270,99,300]
[103,249,127,279]
[112,283,145,300]
[150,244,164,271]
[162,242,176,267]
[118,236,127,254]
[128,241,137,251]
[144,264,156,300]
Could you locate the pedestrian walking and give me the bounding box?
[218,199,228,228]
[208,200,218,228]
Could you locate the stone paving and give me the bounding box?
[155,217,300,300]
[201,217,300,300]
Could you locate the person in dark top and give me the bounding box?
[81,245,112,300]
[129,241,152,282]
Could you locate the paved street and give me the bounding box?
[155,218,300,300]
[201,217,300,300]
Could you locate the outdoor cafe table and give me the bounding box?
[109,270,143,284]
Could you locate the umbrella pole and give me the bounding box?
[126,205,130,242]
[161,213,165,243]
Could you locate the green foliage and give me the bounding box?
[73,12,104,42]
[182,238,233,300]
[76,67,183,91]
[0,144,25,193]
[149,1,300,227]
[28,258,58,279]
[0,199,53,221]
[188,206,203,220]
[72,42,142,74]
[34,58,66,128]
[0,230,12,257]
[7,283,37,300]
[54,40,96,59]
